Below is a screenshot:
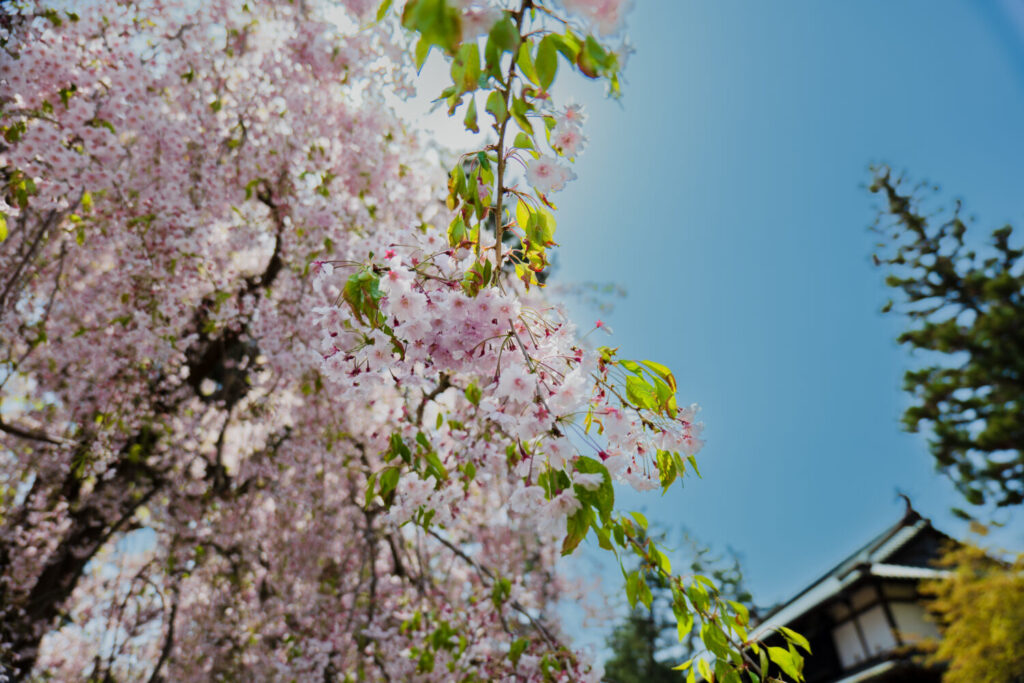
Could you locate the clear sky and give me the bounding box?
[402,0,1024,654]
[548,0,1024,616]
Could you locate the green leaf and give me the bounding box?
[463,95,478,133]
[672,658,693,672]
[379,467,401,498]
[402,0,462,60]
[584,35,609,68]
[625,375,658,411]
[415,431,431,453]
[697,658,713,682]
[640,359,677,391]
[529,206,556,245]
[0,212,6,242]
[624,570,639,608]
[375,0,393,22]
[488,16,519,54]
[41,8,62,26]
[464,382,482,406]
[637,577,653,609]
[651,377,677,416]
[651,547,671,575]
[343,269,385,326]
[779,625,812,654]
[388,433,412,464]
[561,504,592,555]
[510,96,533,135]
[574,457,613,522]
[721,666,743,683]
[702,621,730,660]
[365,471,378,501]
[693,574,717,591]
[516,200,532,233]
[448,216,468,246]
[483,35,502,80]
[424,451,448,481]
[629,511,648,530]
[509,638,529,666]
[657,450,678,491]
[491,576,511,606]
[449,163,467,200]
[485,91,507,124]
[513,132,535,150]
[676,611,694,641]
[727,600,750,627]
[461,259,492,297]
[535,35,558,91]
[620,359,644,375]
[548,32,581,61]
[576,35,610,79]
[414,37,431,70]
[516,41,539,85]
[686,581,710,612]
[59,84,77,107]
[452,42,481,93]
[687,454,702,478]
[768,646,802,681]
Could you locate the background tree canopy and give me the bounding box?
[871,168,1024,511]
[921,537,1024,683]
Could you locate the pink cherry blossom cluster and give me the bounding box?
[523,104,588,194]
[551,103,589,156]
[561,0,632,36]
[454,0,505,40]
[526,155,577,195]
[0,0,702,680]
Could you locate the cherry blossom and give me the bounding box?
[526,155,577,194]
[561,0,632,35]
[552,123,588,156]
[0,0,742,680]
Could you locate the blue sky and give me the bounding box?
[544,0,1024,629]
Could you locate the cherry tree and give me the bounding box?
[0,0,805,680]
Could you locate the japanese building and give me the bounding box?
[747,505,949,682]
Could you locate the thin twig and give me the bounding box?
[146,592,178,683]
[426,528,560,649]
[0,418,70,446]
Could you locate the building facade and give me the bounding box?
[747,506,948,682]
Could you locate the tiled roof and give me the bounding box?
[747,507,946,641]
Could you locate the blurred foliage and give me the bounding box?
[603,532,757,683]
[870,168,1024,510]
[920,537,1024,683]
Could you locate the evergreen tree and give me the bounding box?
[870,169,1024,510]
